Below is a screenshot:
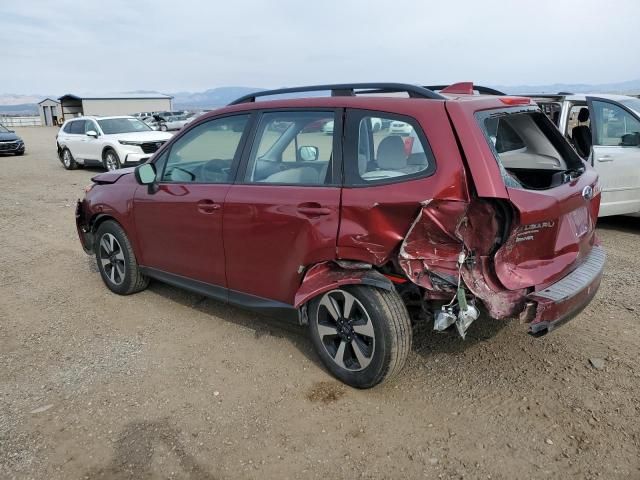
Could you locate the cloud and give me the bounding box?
[1,0,639,94]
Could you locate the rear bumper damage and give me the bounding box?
[398,199,604,336]
[525,245,605,335]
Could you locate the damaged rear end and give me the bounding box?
[401,97,604,336]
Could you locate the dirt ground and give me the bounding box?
[1,127,639,480]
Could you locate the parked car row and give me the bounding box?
[75,82,607,388]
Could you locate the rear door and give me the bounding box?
[338,106,469,265]
[133,114,252,291]
[64,120,87,158]
[587,97,640,216]
[223,109,341,305]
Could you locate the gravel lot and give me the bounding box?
[1,127,639,479]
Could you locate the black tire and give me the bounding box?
[95,220,149,295]
[103,149,121,171]
[61,148,77,170]
[308,285,412,389]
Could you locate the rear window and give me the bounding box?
[477,108,584,190]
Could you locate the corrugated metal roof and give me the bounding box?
[59,92,173,101]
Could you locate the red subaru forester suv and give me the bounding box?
[76,83,605,388]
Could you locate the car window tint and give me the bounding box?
[592,101,640,147]
[62,122,73,133]
[354,115,432,183]
[70,120,86,134]
[161,114,249,183]
[245,111,335,185]
[84,120,98,133]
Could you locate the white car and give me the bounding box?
[388,120,413,135]
[159,113,197,131]
[57,116,172,171]
[524,93,640,217]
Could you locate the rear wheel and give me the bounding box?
[308,285,412,389]
[103,149,121,171]
[61,148,77,170]
[95,220,149,295]
[160,124,168,131]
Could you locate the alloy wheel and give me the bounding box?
[105,152,118,170]
[99,233,125,285]
[63,150,71,167]
[315,290,375,371]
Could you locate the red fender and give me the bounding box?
[294,262,393,308]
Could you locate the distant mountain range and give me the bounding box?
[2,79,639,114]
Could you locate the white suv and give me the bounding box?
[56,116,173,171]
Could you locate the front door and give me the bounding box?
[587,97,640,216]
[224,110,342,305]
[133,114,252,290]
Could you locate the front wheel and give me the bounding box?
[308,286,412,389]
[95,220,149,295]
[103,149,121,171]
[160,124,168,131]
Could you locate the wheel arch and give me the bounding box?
[294,261,394,309]
[102,145,117,159]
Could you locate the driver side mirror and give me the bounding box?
[86,130,98,138]
[298,145,319,162]
[135,163,157,187]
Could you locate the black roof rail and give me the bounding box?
[424,84,506,96]
[228,83,445,105]
[557,91,573,95]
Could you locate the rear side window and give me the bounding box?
[344,110,435,185]
[477,108,584,190]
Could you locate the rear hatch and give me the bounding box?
[447,100,601,290]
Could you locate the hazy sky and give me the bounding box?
[1,0,639,94]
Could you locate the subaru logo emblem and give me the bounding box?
[582,185,594,201]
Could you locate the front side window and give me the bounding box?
[592,101,640,147]
[244,111,335,185]
[345,112,434,185]
[97,117,151,134]
[161,114,249,183]
[84,120,99,134]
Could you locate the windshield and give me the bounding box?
[97,117,151,134]
[619,98,640,116]
[0,124,9,133]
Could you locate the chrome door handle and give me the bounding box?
[597,155,613,162]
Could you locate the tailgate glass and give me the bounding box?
[477,106,585,191]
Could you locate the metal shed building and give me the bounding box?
[38,98,62,126]
[58,93,173,121]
